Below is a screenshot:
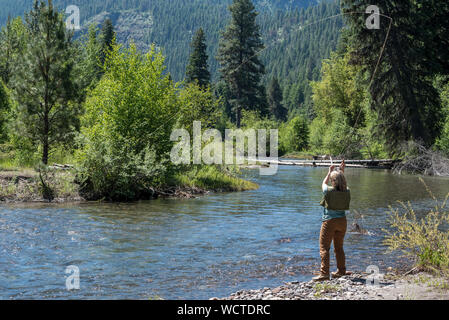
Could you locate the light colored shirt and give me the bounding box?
[321,184,347,221]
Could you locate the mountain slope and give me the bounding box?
[0,0,342,113]
[0,0,320,26]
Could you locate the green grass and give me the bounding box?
[173,165,259,192]
[0,167,79,202]
[0,146,75,172]
[0,154,22,171]
[414,274,449,291]
[0,152,35,177]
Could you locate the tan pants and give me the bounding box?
[319,216,347,276]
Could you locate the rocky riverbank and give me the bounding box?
[216,271,449,300]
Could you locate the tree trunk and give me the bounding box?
[42,111,49,165]
[236,105,241,128]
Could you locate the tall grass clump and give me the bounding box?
[173,165,258,192]
[383,178,449,274]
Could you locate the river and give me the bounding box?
[1,166,448,299]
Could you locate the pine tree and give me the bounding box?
[0,80,9,142]
[80,24,102,91]
[10,0,80,164]
[267,77,287,121]
[186,28,211,88]
[217,0,267,127]
[341,0,449,151]
[99,18,115,66]
[0,16,27,85]
[0,16,13,85]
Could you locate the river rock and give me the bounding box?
[217,272,417,300]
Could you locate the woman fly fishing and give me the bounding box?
[313,159,351,281]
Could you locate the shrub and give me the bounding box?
[176,83,221,131]
[76,44,177,200]
[9,134,38,167]
[76,138,168,200]
[437,119,449,156]
[383,178,449,273]
[241,109,279,157]
[308,116,326,154]
[309,109,361,157]
[279,115,309,154]
[436,80,449,155]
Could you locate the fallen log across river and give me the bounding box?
[253,158,401,170]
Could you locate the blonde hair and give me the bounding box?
[330,171,347,191]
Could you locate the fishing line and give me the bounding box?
[224,9,393,159]
[146,9,394,158]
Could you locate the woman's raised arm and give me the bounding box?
[322,165,334,191]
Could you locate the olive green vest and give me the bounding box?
[320,187,351,211]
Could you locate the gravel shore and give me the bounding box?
[216,271,449,300]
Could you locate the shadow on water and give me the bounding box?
[0,166,448,299]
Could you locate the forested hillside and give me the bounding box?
[0,0,320,26]
[0,0,341,113]
[260,4,342,114]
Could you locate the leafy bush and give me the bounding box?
[240,109,278,131]
[309,52,375,158]
[176,83,221,131]
[241,109,279,156]
[321,110,357,156]
[383,179,449,273]
[76,138,168,200]
[76,44,178,200]
[437,119,449,156]
[279,115,309,154]
[309,109,359,157]
[436,81,449,155]
[8,134,39,167]
[308,116,326,154]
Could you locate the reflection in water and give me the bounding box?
[0,166,448,299]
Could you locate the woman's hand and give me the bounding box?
[329,165,335,173]
[339,159,345,173]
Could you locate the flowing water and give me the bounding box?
[1,166,448,299]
